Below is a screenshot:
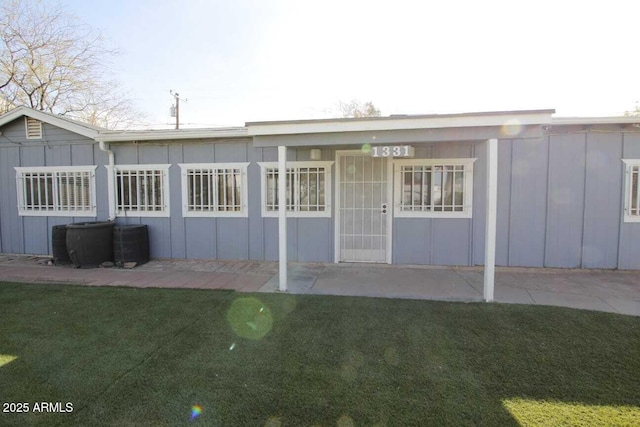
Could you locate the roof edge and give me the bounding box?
[246,109,556,127]
[96,127,249,142]
[246,109,556,136]
[0,106,102,138]
[551,116,640,126]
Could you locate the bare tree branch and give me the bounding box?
[336,99,382,118]
[0,0,145,128]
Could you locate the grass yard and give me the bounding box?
[0,282,639,426]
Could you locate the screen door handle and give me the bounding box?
[381,203,387,214]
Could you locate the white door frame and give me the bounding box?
[334,150,393,264]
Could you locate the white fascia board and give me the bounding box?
[551,117,640,126]
[246,111,554,136]
[0,106,100,139]
[97,128,248,142]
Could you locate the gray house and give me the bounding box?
[1,106,639,299]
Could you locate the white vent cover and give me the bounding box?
[25,117,42,139]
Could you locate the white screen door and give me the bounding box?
[337,152,390,263]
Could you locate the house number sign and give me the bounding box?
[370,145,415,158]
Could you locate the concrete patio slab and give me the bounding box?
[601,297,640,316]
[527,289,618,314]
[1,255,639,316]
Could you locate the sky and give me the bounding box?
[59,0,640,128]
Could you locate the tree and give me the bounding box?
[624,102,640,117]
[337,99,381,118]
[0,0,143,128]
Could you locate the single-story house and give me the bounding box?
[1,106,639,300]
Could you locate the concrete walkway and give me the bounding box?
[1,255,639,316]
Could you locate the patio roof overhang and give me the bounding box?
[247,109,555,147]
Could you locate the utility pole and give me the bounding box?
[169,90,187,130]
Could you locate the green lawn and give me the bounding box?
[0,282,639,426]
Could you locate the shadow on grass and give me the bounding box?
[1,283,639,426]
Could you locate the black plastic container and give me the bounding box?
[52,224,72,265]
[114,225,149,266]
[66,221,115,268]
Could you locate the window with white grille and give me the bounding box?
[258,161,333,217]
[25,117,43,139]
[15,166,97,216]
[393,158,475,218]
[114,165,170,217]
[179,163,249,217]
[623,159,640,222]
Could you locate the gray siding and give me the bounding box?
[0,118,106,255]
[2,113,640,269]
[107,141,333,263]
[508,137,549,267]
[495,131,638,269]
[393,131,640,269]
[545,133,586,268]
[619,132,640,269]
[582,133,622,268]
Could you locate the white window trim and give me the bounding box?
[25,117,42,139]
[258,161,334,218]
[15,165,97,217]
[392,158,476,219]
[622,159,640,223]
[112,164,171,218]
[178,163,249,218]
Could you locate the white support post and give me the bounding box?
[278,146,288,292]
[483,138,498,302]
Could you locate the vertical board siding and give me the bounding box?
[508,137,549,267]
[545,133,586,268]
[431,219,472,265]
[0,147,23,253]
[297,218,332,262]
[247,148,265,260]
[168,144,186,258]
[216,218,250,260]
[582,133,622,268]
[618,132,640,269]
[137,144,172,258]
[472,140,488,265]
[393,219,431,264]
[495,140,513,266]
[46,145,71,166]
[393,141,476,266]
[184,218,216,259]
[263,218,279,261]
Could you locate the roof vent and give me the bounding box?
[25,117,42,139]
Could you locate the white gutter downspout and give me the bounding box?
[98,141,116,221]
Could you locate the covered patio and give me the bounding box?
[246,110,556,302]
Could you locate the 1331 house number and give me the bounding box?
[370,145,414,157]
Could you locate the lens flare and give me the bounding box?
[361,143,371,154]
[190,405,202,421]
[501,119,522,137]
[227,297,273,340]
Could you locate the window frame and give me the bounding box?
[15,165,97,217]
[178,162,249,218]
[258,161,334,218]
[113,164,171,218]
[622,159,640,223]
[392,158,476,219]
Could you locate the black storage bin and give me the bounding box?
[114,225,149,266]
[52,224,72,265]
[66,221,115,268]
